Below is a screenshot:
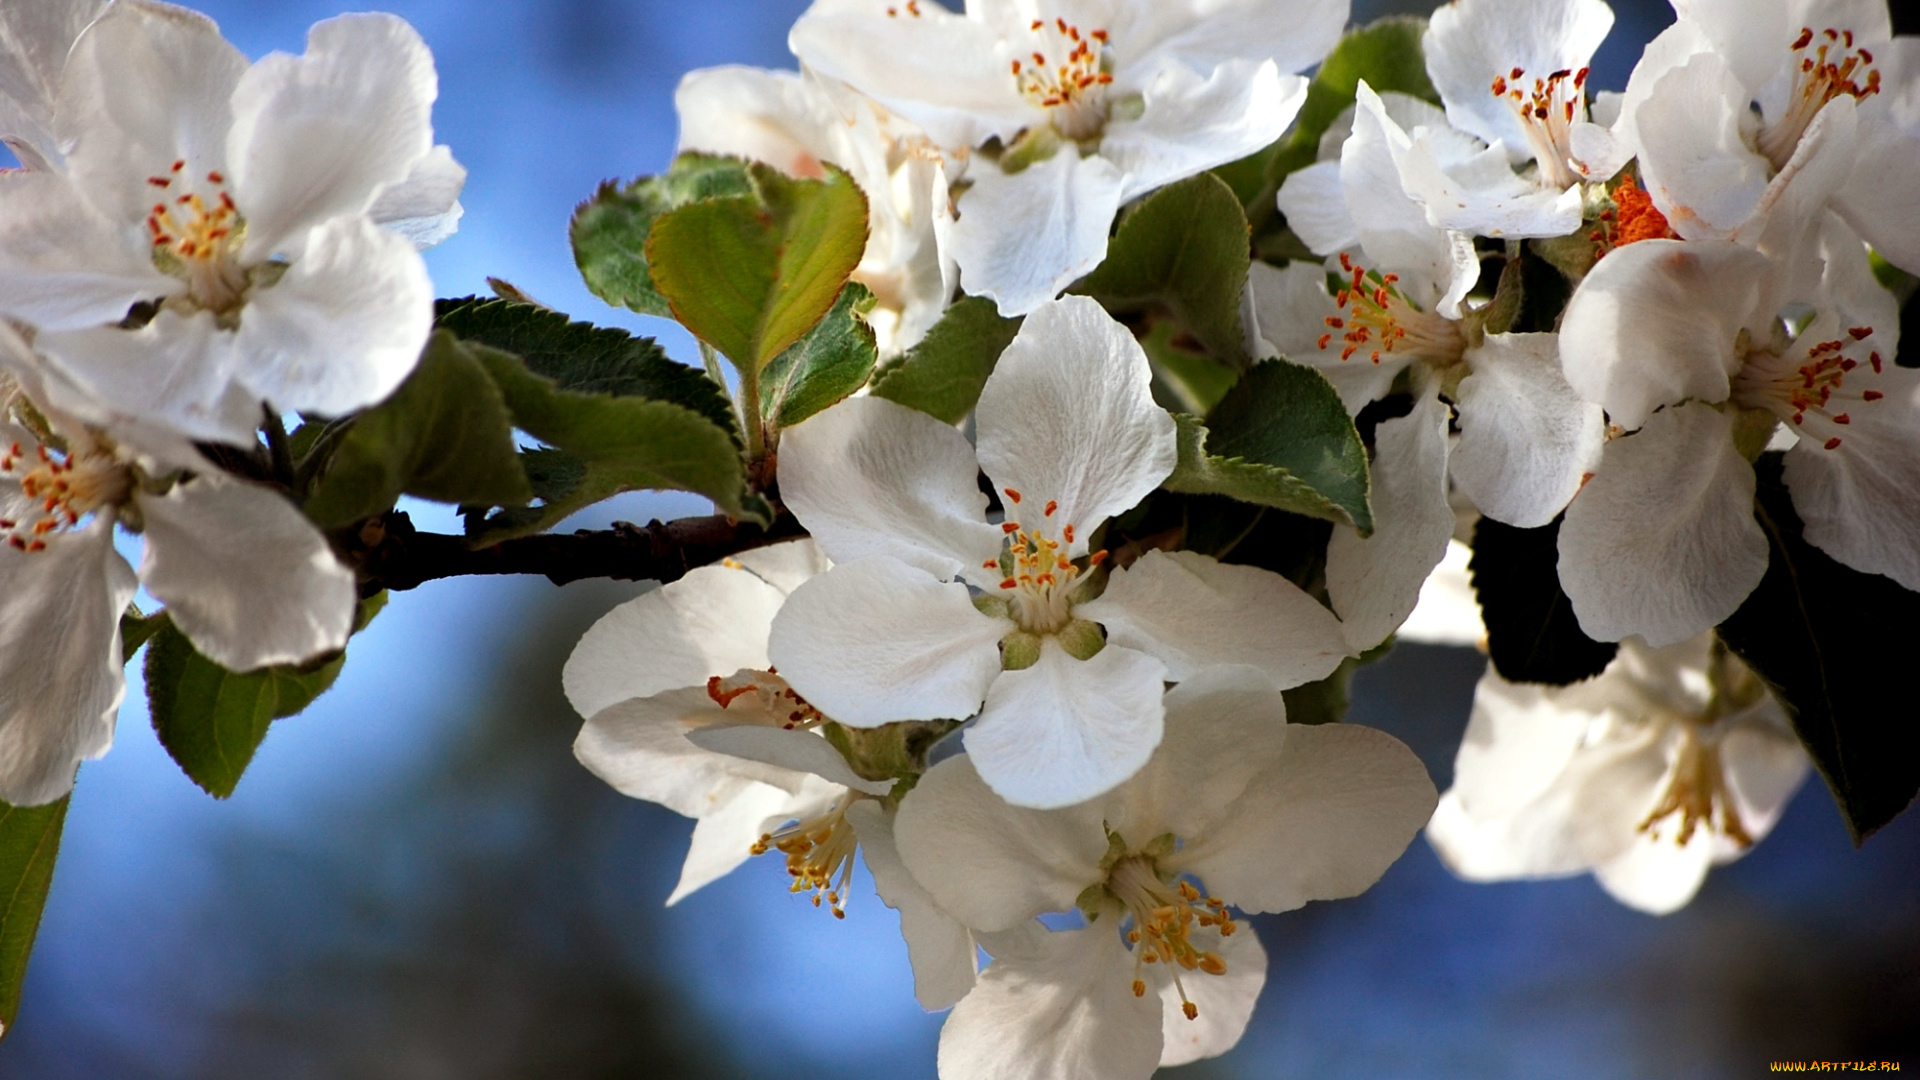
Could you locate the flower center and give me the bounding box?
[751,795,863,918]
[1106,855,1235,1021]
[1757,28,1881,169]
[986,488,1107,635]
[0,437,131,552]
[1491,65,1589,190]
[1731,325,1886,453]
[1316,253,1467,369]
[1010,16,1113,142]
[145,160,252,321]
[1589,177,1677,260]
[1636,723,1754,849]
[706,668,828,730]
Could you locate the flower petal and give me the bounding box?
[1106,666,1290,849]
[777,395,1001,581]
[731,536,832,595]
[1424,0,1613,157]
[365,143,466,250]
[768,555,1009,727]
[228,13,438,257]
[0,517,134,807]
[1081,550,1348,687]
[234,213,434,420]
[1109,0,1345,79]
[1633,53,1772,238]
[1155,923,1266,1067]
[894,752,1110,931]
[1396,539,1487,647]
[574,688,810,818]
[848,799,978,1010]
[936,924,1163,1080]
[1558,404,1769,647]
[0,170,174,331]
[138,476,355,671]
[1102,60,1300,201]
[1590,829,1716,915]
[1173,722,1436,914]
[966,638,1168,809]
[949,149,1126,317]
[1343,87,1482,315]
[975,296,1177,549]
[675,66,835,175]
[1451,331,1605,528]
[685,724,893,795]
[667,776,839,905]
[0,0,105,170]
[1784,366,1920,591]
[1324,390,1454,652]
[34,310,262,446]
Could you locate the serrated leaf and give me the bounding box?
[434,297,737,439]
[1163,360,1372,532]
[869,296,1023,424]
[465,342,763,537]
[304,331,532,528]
[760,282,878,432]
[648,161,869,376]
[144,595,387,800]
[1718,454,1920,843]
[571,153,756,318]
[1469,515,1617,685]
[1077,173,1250,366]
[0,794,67,1038]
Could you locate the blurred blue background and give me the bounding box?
[3,1,1917,1077]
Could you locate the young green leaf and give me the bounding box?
[1141,320,1239,415]
[868,296,1023,424]
[0,795,68,1039]
[304,330,532,528]
[1718,454,1920,844]
[1469,515,1617,685]
[1077,173,1251,366]
[571,153,756,318]
[759,282,879,433]
[1163,360,1373,533]
[647,162,869,376]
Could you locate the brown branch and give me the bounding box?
[345,509,807,596]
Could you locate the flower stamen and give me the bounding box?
[145,163,250,318]
[1317,253,1466,369]
[1636,725,1754,848]
[1758,27,1881,169]
[1490,65,1589,188]
[0,438,131,552]
[1012,15,1113,141]
[751,796,863,918]
[1107,856,1233,1020]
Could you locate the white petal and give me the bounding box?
[0,0,104,169]
[1344,88,1482,315]
[1425,0,1614,155]
[730,536,832,596]
[1558,405,1769,646]
[0,170,173,331]
[777,395,1001,581]
[562,564,784,720]
[965,638,1167,809]
[1276,161,1358,256]
[1451,332,1605,528]
[137,476,356,671]
[1111,0,1345,79]
[667,778,824,904]
[675,66,834,174]
[1784,368,1920,591]
[0,518,134,807]
[1106,666,1290,849]
[1155,923,1266,1067]
[574,688,810,819]
[235,213,433,420]
[1324,391,1454,652]
[894,753,1110,931]
[1670,0,1794,94]
[936,924,1163,1080]
[949,148,1126,318]
[34,310,262,446]
[975,296,1175,550]
[1173,722,1437,914]
[1396,539,1487,647]
[1404,132,1587,239]
[685,724,892,796]
[1834,119,1920,274]
[1082,550,1348,687]
[848,799,978,1011]
[1718,703,1811,843]
[1558,238,1771,430]
[767,555,1009,727]
[1633,53,1771,238]
[366,144,466,250]
[1102,60,1301,201]
[228,13,438,257]
[1590,830,1716,915]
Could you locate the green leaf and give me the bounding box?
[1141,319,1239,415]
[1717,454,1920,843]
[869,296,1023,424]
[1468,515,1617,685]
[1077,173,1250,366]
[144,595,387,800]
[304,331,532,528]
[1162,360,1373,533]
[0,794,68,1038]
[118,607,167,656]
[466,342,765,537]
[759,282,879,432]
[571,153,756,318]
[647,161,869,376]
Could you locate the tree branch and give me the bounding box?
[345,510,807,595]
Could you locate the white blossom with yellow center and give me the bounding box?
[769,297,1351,810]
[1427,635,1809,915]
[893,669,1437,1080]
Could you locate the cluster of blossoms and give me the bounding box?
[2,0,1914,1071]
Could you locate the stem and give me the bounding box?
[738,362,767,464]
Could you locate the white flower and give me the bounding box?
[0,0,105,172]
[562,539,981,1009]
[1619,0,1920,271]
[674,65,955,356]
[790,0,1341,316]
[0,1,463,446]
[767,296,1350,809]
[893,667,1437,1080]
[1557,213,1917,645]
[1396,537,1487,647]
[0,324,355,807]
[1426,634,1809,915]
